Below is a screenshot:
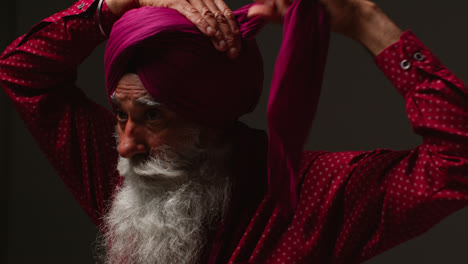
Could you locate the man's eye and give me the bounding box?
[145,109,161,121]
[116,111,128,121]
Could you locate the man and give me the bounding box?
[2,0,467,264]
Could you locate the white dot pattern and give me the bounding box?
[1,4,467,263]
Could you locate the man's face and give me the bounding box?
[112,73,197,161]
[103,73,232,264]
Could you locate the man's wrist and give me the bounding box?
[97,0,122,37]
[346,2,403,56]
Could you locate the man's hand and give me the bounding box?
[246,0,366,26]
[317,0,403,55]
[248,0,403,55]
[106,0,241,58]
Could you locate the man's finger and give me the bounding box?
[275,0,291,17]
[170,1,215,37]
[189,0,226,51]
[212,0,241,58]
[247,4,275,18]
[202,0,233,54]
[247,4,283,23]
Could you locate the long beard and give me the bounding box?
[101,134,231,264]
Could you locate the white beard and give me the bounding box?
[101,133,231,264]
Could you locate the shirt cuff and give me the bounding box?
[43,0,119,39]
[374,30,442,96]
[100,0,120,37]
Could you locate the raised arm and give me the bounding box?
[0,0,121,225]
[293,30,468,263]
[0,0,241,225]
[302,3,468,264]
[248,0,468,263]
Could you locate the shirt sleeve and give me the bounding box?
[266,30,468,264]
[0,0,120,226]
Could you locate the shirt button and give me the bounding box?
[78,3,84,9]
[413,52,425,61]
[400,59,411,70]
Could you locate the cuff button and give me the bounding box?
[400,60,411,70]
[413,52,425,61]
[78,3,84,10]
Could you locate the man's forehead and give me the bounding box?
[114,73,149,96]
[112,73,157,105]
[113,88,151,100]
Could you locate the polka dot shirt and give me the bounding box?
[1,1,467,264]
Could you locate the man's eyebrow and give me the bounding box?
[135,97,161,107]
[111,92,120,107]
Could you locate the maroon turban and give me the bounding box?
[105,0,329,226]
[105,5,265,127]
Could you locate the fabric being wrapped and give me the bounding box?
[267,0,329,215]
[104,1,329,251]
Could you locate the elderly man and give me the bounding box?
[1,0,467,263]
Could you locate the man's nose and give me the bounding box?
[118,121,148,159]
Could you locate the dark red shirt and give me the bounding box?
[1,1,467,263]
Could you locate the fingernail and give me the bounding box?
[207,26,215,35]
[219,40,227,50]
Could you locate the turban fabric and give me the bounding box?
[105,0,329,261]
[105,5,265,127]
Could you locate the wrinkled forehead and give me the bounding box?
[111,73,160,107]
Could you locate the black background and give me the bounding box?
[2,0,468,263]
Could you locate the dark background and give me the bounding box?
[2,0,467,263]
